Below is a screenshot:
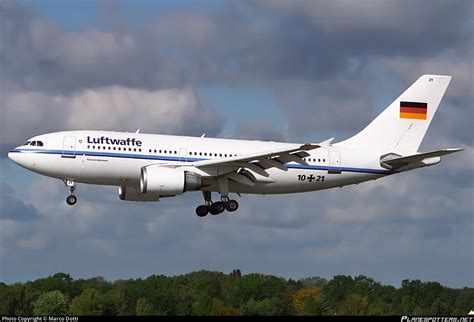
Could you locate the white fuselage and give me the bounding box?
[8,130,395,196]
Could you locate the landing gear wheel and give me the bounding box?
[225,199,239,212]
[66,195,77,206]
[196,205,209,217]
[209,202,225,215]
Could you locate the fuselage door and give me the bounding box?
[62,136,76,159]
[328,151,341,174]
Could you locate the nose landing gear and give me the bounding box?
[63,180,77,206]
[66,195,77,206]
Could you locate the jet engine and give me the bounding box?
[140,166,204,196]
[119,186,160,202]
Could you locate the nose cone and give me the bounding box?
[8,148,30,169]
[8,149,21,165]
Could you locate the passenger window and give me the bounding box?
[98,146,101,150]
[134,148,136,152]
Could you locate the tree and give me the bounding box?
[144,275,180,315]
[0,284,37,315]
[320,275,355,311]
[103,288,128,315]
[230,270,241,278]
[303,295,324,315]
[337,293,370,315]
[33,291,66,316]
[192,294,213,315]
[299,277,327,289]
[68,289,104,315]
[240,297,286,316]
[292,288,320,314]
[230,274,287,306]
[0,271,471,316]
[210,299,240,316]
[135,298,154,315]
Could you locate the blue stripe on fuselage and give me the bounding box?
[8,148,394,175]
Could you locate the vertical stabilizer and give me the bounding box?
[337,75,451,152]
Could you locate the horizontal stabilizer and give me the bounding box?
[381,148,464,170]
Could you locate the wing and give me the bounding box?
[188,138,334,185]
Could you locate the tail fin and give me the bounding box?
[338,75,452,152]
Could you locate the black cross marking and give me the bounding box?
[308,174,315,182]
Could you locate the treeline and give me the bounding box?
[0,270,472,316]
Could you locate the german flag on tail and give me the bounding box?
[400,101,427,120]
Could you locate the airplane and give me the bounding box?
[8,74,463,217]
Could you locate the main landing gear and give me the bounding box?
[64,180,77,206]
[195,191,239,217]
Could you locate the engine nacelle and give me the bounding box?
[119,186,160,202]
[140,166,203,196]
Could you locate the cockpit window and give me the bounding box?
[30,141,36,146]
[37,141,43,146]
[23,141,31,146]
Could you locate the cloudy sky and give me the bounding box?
[0,0,472,287]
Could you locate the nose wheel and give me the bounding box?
[63,180,78,206]
[66,195,77,205]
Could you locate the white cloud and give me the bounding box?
[374,50,473,106]
[16,233,48,251]
[1,87,221,146]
